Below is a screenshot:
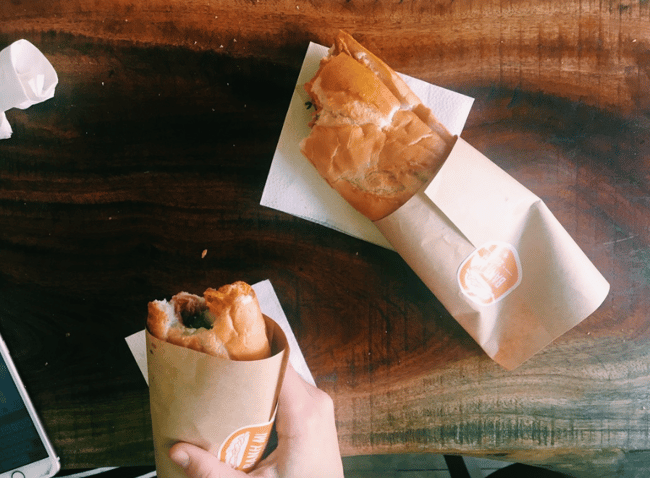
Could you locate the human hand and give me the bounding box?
[169,363,344,478]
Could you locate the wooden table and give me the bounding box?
[1,1,649,476]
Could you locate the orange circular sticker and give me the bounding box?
[217,409,276,472]
[457,242,522,306]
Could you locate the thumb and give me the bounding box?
[169,442,248,478]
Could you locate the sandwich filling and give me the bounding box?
[181,308,214,330]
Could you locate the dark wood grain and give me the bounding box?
[1,1,649,476]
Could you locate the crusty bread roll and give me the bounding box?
[147,281,272,361]
[300,31,457,221]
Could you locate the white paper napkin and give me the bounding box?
[0,112,11,140]
[260,42,475,248]
[0,39,58,139]
[125,279,315,386]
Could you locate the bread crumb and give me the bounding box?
[201,249,208,258]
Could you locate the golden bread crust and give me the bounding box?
[300,31,456,220]
[204,282,271,361]
[146,281,271,361]
[146,301,170,345]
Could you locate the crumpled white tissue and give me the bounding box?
[0,39,58,139]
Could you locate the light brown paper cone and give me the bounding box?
[147,315,289,476]
[375,138,610,370]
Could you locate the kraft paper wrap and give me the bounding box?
[147,315,289,476]
[375,138,610,370]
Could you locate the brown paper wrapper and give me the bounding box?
[147,315,289,476]
[375,138,610,370]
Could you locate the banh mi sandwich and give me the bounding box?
[300,31,457,221]
[147,281,271,361]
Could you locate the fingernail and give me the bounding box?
[170,449,190,469]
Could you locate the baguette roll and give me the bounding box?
[300,31,456,221]
[147,281,272,361]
